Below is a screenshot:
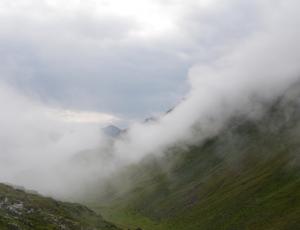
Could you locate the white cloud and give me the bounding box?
[73,0,300,197]
[1,0,300,200]
[0,0,257,119]
[0,82,111,188]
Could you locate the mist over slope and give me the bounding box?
[0,0,300,201]
[53,0,300,199]
[91,82,300,230]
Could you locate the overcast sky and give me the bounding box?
[0,0,264,122]
[1,0,300,196]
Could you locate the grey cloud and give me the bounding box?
[1,0,300,199]
[0,0,264,119]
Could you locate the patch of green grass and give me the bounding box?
[99,151,300,230]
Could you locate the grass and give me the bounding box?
[90,100,300,230]
[0,183,120,230]
[98,151,300,230]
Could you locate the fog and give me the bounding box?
[112,0,300,164]
[1,0,300,199]
[0,83,110,191]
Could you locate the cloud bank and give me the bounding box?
[0,0,300,199]
[112,0,300,163]
[0,0,260,118]
[0,83,114,191]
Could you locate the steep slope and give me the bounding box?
[91,87,300,230]
[0,183,120,230]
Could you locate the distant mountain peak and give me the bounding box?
[102,125,122,138]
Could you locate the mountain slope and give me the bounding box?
[0,183,120,230]
[90,87,300,229]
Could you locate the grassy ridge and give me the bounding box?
[0,183,120,230]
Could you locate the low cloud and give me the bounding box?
[0,0,260,119]
[0,83,112,190]
[0,0,300,200]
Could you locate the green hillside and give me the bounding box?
[0,183,120,230]
[90,89,300,229]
